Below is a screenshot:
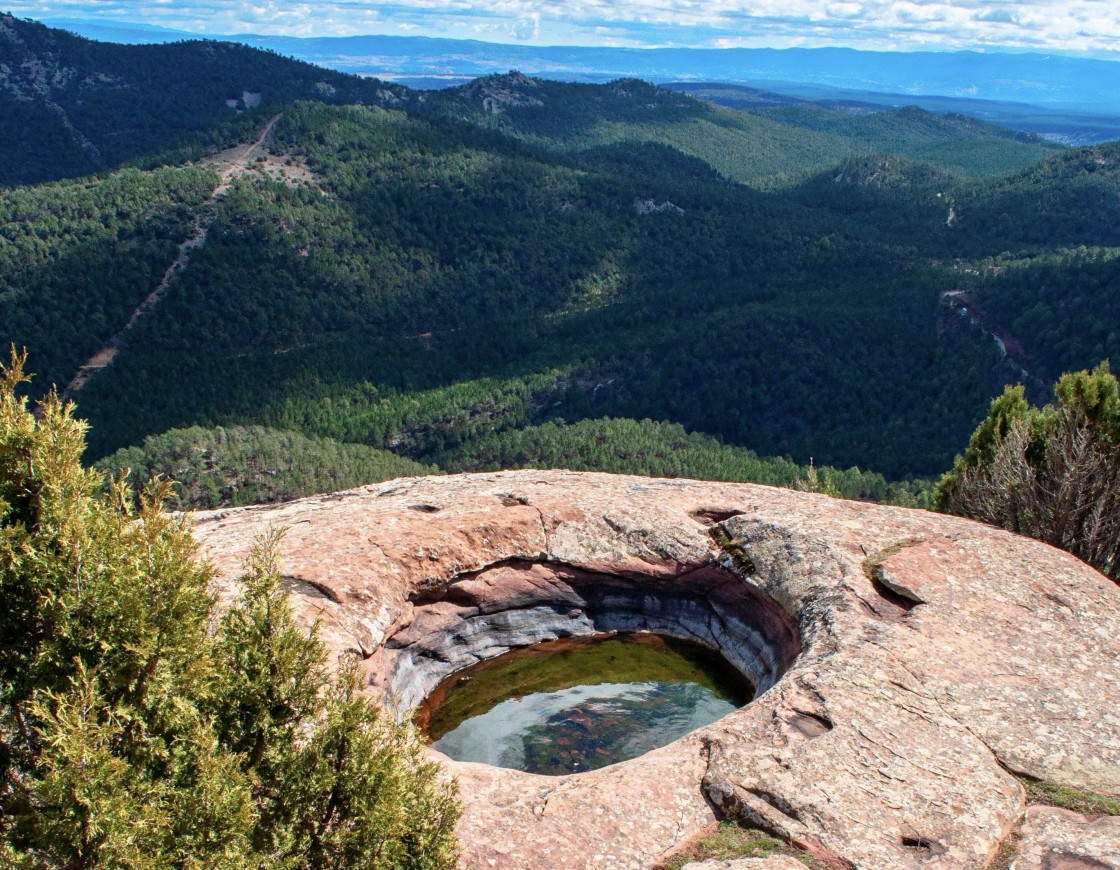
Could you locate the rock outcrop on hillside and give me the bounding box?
[191,470,1120,869]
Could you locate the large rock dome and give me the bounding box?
[191,471,1120,869]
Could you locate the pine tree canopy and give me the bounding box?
[0,349,459,869]
[936,360,1120,583]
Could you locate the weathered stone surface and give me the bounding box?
[1014,806,1120,869]
[446,737,716,870]
[681,859,806,870]
[190,470,1120,870]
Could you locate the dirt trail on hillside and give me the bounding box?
[62,115,282,398]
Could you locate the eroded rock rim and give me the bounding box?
[376,559,801,715]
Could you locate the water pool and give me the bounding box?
[419,633,753,775]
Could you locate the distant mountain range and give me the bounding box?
[662,83,1120,147]
[38,17,1120,146]
[43,17,1120,111]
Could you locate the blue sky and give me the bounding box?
[9,1,1120,56]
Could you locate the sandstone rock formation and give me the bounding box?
[1014,807,1120,869]
[190,471,1120,869]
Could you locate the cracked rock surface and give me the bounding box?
[190,471,1120,869]
[1014,806,1120,869]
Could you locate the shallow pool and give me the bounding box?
[418,633,753,775]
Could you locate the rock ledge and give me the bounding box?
[191,471,1120,869]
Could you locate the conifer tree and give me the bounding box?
[936,361,1120,583]
[0,349,459,869]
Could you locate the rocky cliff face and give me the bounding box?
[191,470,1120,869]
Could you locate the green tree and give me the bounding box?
[935,361,1120,582]
[97,425,436,510]
[0,349,459,868]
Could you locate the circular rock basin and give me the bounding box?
[417,633,754,775]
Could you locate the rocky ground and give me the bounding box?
[191,470,1120,869]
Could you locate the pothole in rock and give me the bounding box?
[416,632,753,775]
[375,560,800,776]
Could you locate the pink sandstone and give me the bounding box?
[1014,806,1120,869]
[190,470,1120,869]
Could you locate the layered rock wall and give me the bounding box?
[379,561,799,711]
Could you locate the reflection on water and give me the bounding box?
[421,634,752,775]
[434,680,736,774]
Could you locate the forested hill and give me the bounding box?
[662,81,1120,148]
[4,19,1119,504]
[1,18,1059,190]
[0,14,410,185]
[416,73,1058,187]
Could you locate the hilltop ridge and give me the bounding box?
[0,13,409,184]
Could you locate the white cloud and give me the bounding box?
[14,0,1120,56]
[825,3,865,20]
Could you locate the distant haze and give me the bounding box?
[15,0,1120,58]
[37,18,1120,115]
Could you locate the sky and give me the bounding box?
[8,0,1120,57]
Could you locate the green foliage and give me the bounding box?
[796,458,843,498]
[1022,779,1120,815]
[208,530,459,869]
[0,348,241,866]
[421,75,1056,189]
[941,384,1033,476]
[752,103,1058,177]
[788,153,956,243]
[936,362,1120,582]
[0,165,216,392]
[953,143,1120,252]
[5,54,1116,486]
[0,350,459,868]
[60,99,1013,478]
[791,141,1120,264]
[968,248,1120,384]
[437,417,929,506]
[284,666,459,869]
[98,425,436,509]
[657,820,823,869]
[423,74,825,188]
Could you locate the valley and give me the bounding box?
[3,15,1120,507]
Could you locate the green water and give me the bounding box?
[420,633,753,776]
